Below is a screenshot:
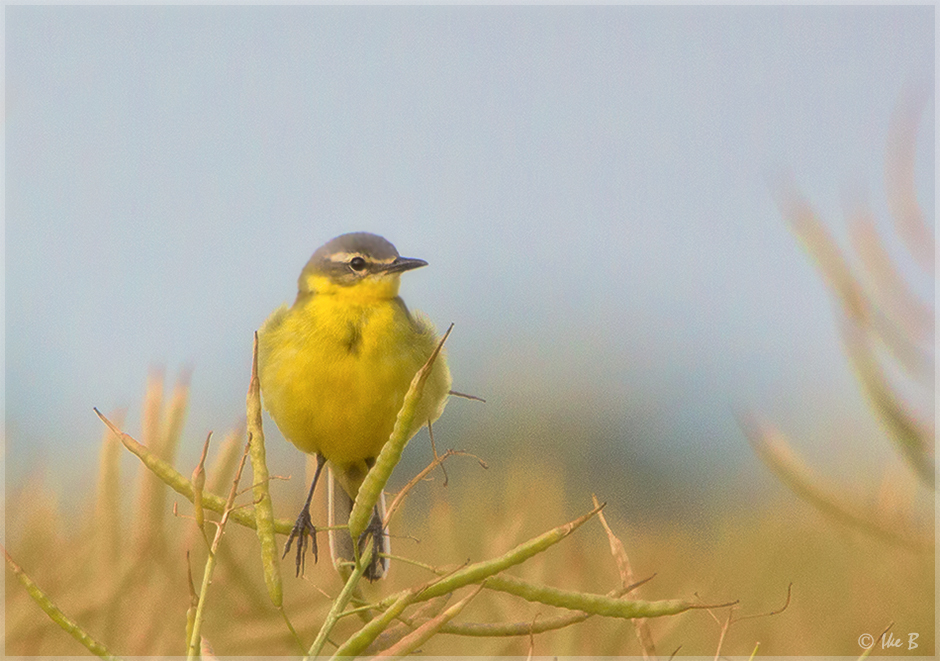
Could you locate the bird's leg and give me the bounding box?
[356,456,388,581]
[360,504,387,582]
[283,453,326,577]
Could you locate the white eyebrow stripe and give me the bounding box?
[327,252,357,262]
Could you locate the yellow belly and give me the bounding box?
[257,294,451,467]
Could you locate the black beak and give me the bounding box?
[382,256,428,274]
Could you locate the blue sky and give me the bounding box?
[5,6,934,512]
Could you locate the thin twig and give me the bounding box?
[448,389,486,403]
[858,621,894,660]
[427,420,448,486]
[734,583,793,623]
[192,432,212,547]
[186,441,251,661]
[383,449,487,529]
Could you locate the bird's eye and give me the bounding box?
[349,257,367,272]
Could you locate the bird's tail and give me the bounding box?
[327,467,390,580]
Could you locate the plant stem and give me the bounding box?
[305,541,374,659]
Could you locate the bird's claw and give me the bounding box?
[358,511,386,582]
[283,508,317,577]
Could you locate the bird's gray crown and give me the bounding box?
[312,232,400,264]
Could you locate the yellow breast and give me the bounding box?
[257,292,451,466]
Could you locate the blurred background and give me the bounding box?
[7,4,934,515]
[4,6,935,656]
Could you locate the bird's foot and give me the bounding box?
[283,507,317,577]
[358,508,387,581]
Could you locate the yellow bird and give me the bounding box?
[258,232,452,579]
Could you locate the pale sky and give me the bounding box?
[5,6,935,516]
